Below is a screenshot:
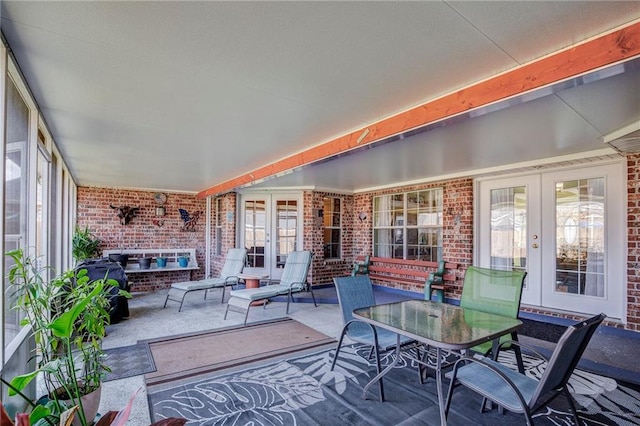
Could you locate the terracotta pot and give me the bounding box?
[53,383,102,426]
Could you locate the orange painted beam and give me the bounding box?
[198,21,640,198]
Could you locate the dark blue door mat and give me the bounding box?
[103,342,156,382]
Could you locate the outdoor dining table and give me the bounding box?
[352,299,522,426]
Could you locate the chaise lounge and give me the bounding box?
[163,248,246,311]
[224,250,316,325]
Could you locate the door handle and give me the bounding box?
[532,243,539,249]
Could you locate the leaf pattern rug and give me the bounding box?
[148,344,640,425]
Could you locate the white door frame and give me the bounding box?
[540,163,625,320]
[476,174,541,306]
[238,191,304,281]
[475,160,626,320]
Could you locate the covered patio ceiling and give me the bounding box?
[1,1,639,195]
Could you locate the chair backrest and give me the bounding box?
[423,259,446,298]
[333,275,377,337]
[530,313,606,406]
[279,250,313,289]
[219,248,247,279]
[460,266,527,319]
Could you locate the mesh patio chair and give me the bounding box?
[330,275,418,402]
[163,248,246,311]
[444,313,606,426]
[224,250,316,325]
[460,266,527,373]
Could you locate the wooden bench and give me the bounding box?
[353,256,458,302]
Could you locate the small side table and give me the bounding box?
[238,273,270,306]
[238,273,269,289]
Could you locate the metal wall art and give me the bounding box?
[179,208,202,232]
[110,205,140,225]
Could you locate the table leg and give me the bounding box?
[245,278,260,289]
[362,334,401,401]
[435,347,447,426]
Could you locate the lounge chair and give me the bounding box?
[224,250,316,325]
[445,313,606,425]
[163,248,246,311]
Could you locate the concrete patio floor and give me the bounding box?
[99,286,640,425]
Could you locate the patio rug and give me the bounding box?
[143,318,335,386]
[148,343,640,425]
[103,342,156,382]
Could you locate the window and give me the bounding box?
[4,77,31,349]
[36,141,51,276]
[373,189,443,261]
[215,197,223,256]
[323,197,341,259]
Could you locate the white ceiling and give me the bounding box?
[1,1,639,194]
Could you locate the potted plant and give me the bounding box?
[72,227,101,263]
[5,248,128,426]
[178,256,189,268]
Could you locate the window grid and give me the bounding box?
[373,189,443,261]
[323,197,341,259]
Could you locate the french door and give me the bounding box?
[477,162,625,319]
[240,192,303,281]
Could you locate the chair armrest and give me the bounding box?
[343,318,379,340]
[497,339,549,363]
[225,276,240,284]
[284,280,307,291]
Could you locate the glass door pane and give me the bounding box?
[244,199,266,268]
[554,178,605,297]
[275,200,297,269]
[478,175,540,306]
[489,186,527,274]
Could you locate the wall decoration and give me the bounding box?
[110,204,140,225]
[179,208,202,232]
[154,192,168,217]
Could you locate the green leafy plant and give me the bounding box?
[1,387,186,426]
[71,227,101,262]
[5,248,128,426]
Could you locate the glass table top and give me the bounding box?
[352,299,522,350]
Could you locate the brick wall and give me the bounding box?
[306,191,355,285]
[77,187,206,291]
[351,179,474,299]
[78,159,640,331]
[627,154,640,331]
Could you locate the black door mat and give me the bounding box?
[520,318,567,342]
[103,342,156,382]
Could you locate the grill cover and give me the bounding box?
[75,258,130,324]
